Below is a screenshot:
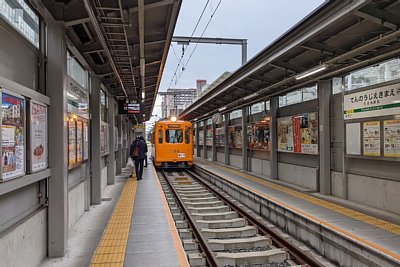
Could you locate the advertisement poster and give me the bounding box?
[100,122,108,154]
[346,123,361,155]
[277,116,293,152]
[247,120,270,150]
[68,120,76,165]
[198,132,204,145]
[300,113,319,154]
[228,125,242,148]
[1,93,25,180]
[363,121,381,156]
[30,102,47,172]
[114,127,118,151]
[277,113,318,154]
[215,127,225,147]
[206,128,213,146]
[83,122,89,160]
[344,84,400,120]
[384,120,400,157]
[76,121,83,162]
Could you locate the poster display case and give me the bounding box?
[363,121,381,156]
[68,119,77,166]
[68,114,88,169]
[198,133,204,145]
[100,122,109,154]
[206,127,213,146]
[30,101,47,172]
[1,91,25,181]
[247,118,270,151]
[228,125,242,148]
[215,127,225,147]
[383,120,400,157]
[83,122,89,160]
[277,112,318,155]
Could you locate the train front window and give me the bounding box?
[166,129,183,143]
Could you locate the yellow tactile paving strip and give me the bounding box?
[90,178,137,267]
[197,160,400,260]
[152,167,190,267]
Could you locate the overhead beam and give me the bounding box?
[138,0,146,101]
[270,61,305,74]
[301,41,347,55]
[65,17,91,27]
[354,10,398,30]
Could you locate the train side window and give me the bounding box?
[185,128,190,144]
[166,129,183,143]
[158,129,163,144]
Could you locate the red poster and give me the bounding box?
[292,116,301,153]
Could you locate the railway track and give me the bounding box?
[158,169,326,267]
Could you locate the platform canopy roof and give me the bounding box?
[180,0,400,121]
[40,0,182,123]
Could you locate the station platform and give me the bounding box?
[90,161,189,267]
[194,157,400,262]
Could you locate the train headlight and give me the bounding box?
[171,116,177,122]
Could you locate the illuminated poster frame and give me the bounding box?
[0,90,26,181]
[29,100,48,173]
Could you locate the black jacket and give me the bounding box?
[131,140,148,159]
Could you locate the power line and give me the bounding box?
[175,0,222,84]
[168,0,210,89]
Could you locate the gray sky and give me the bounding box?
[152,0,326,118]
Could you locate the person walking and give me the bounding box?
[132,136,147,180]
[128,138,138,178]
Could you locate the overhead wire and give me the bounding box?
[167,0,211,89]
[175,0,222,84]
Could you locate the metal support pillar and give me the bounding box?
[212,122,217,162]
[203,121,207,159]
[116,115,122,174]
[319,80,332,195]
[242,107,249,171]
[90,77,102,204]
[224,113,230,165]
[107,97,116,185]
[270,97,278,180]
[47,22,68,257]
[242,40,248,65]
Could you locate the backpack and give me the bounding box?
[133,146,140,157]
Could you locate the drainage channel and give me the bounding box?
[158,169,326,267]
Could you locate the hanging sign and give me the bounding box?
[1,92,25,181]
[30,101,47,172]
[363,121,381,156]
[344,84,400,120]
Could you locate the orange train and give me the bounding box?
[150,118,193,168]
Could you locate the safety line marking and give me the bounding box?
[196,160,400,260]
[90,177,137,267]
[153,167,190,267]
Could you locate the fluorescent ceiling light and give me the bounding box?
[141,91,145,99]
[243,92,258,101]
[295,65,327,80]
[218,106,227,112]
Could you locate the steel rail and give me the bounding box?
[186,168,325,267]
[159,170,219,267]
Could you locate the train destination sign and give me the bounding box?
[118,101,141,114]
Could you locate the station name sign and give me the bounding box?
[344,84,400,120]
